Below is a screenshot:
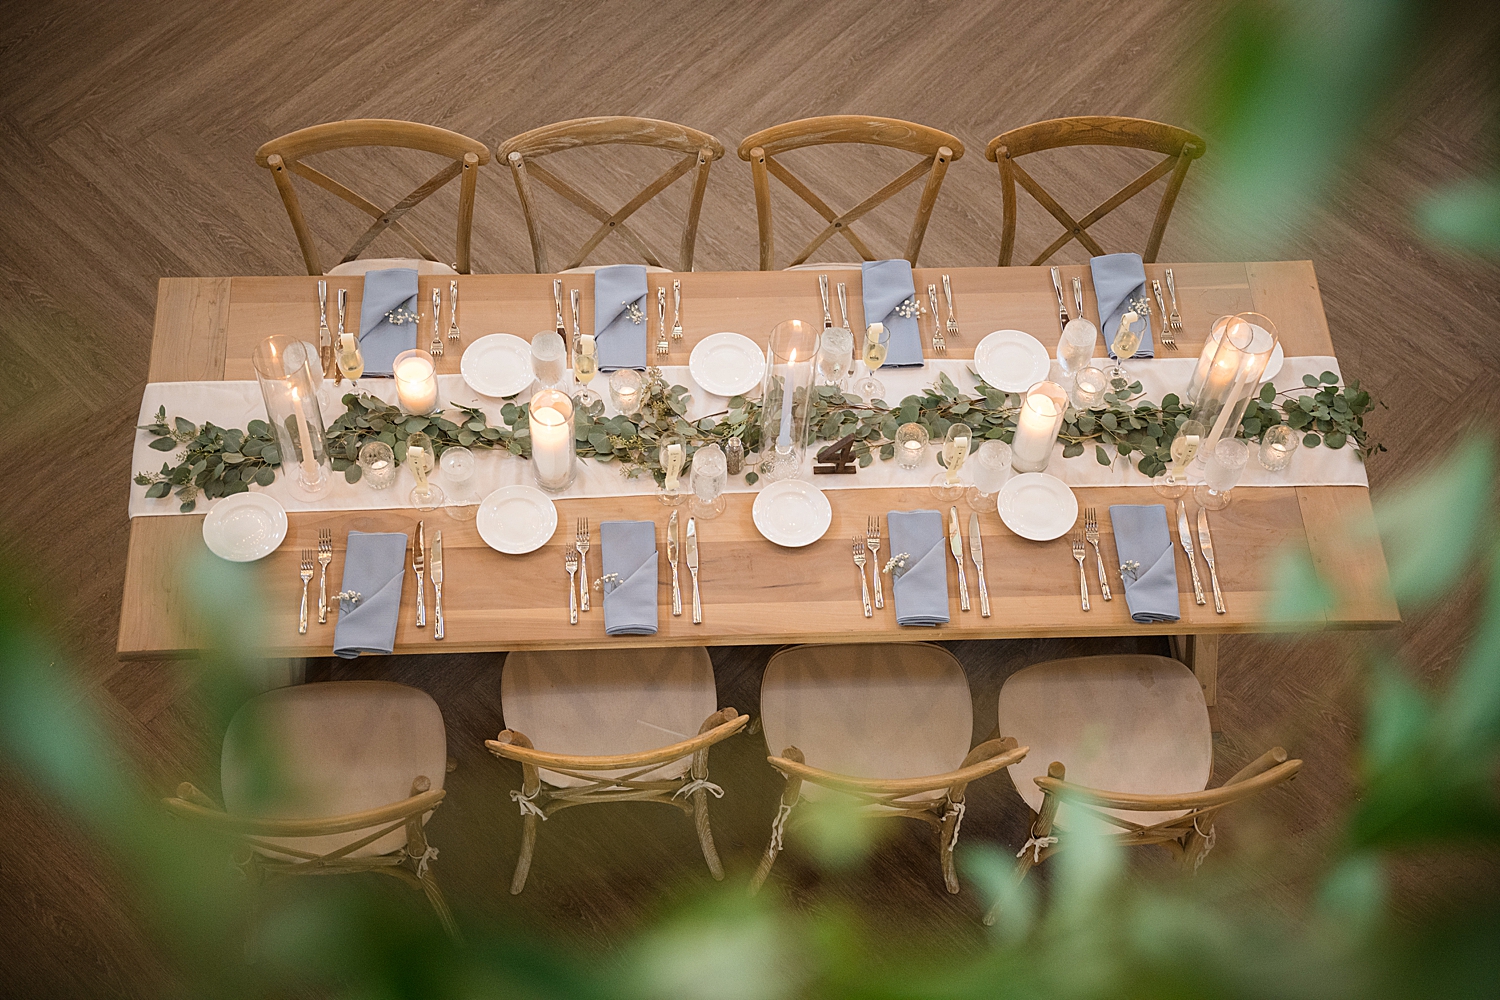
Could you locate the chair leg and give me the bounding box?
[749,801,795,894]
[418,869,463,944]
[692,789,725,880]
[510,813,538,895]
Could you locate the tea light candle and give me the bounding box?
[440,446,475,487]
[393,349,439,414]
[531,400,572,485]
[609,369,642,414]
[1070,366,1107,410]
[1011,380,1068,473]
[776,348,798,451]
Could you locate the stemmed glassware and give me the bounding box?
[574,333,600,407]
[691,443,728,519]
[855,322,890,400]
[1195,438,1249,510]
[817,326,854,390]
[657,432,687,506]
[439,445,477,520]
[931,423,972,501]
[1106,310,1146,388]
[965,440,1012,513]
[1057,317,1098,377]
[1154,418,1205,498]
[406,431,444,509]
[530,331,566,390]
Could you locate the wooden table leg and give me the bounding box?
[1172,634,1219,715]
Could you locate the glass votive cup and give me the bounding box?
[965,440,1012,513]
[357,441,397,490]
[1070,366,1108,410]
[608,369,644,415]
[894,422,929,470]
[1258,424,1299,472]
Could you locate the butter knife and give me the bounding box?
[1197,509,1226,615]
[431,531,445,639]
[667,510,682,617]
[686,516,701,625]
[570,287,582,355]
[317,279,332,372]
[1050,266,1069,331]
[1177,501,1206,606]
[335,287,347,385]
[553,278,566,339]
[949,506,970,612]
[819,274,833,328]
[414,520,427,627]
[969,512,990,618]
[1072,276,1084,319]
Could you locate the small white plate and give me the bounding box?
[476,485,558,554]
[974,329,1051,392]
[689,332,765,397]
[997,473,1078,542]
[202,492,288,562]
[461,334,533,398]
[1260,340,1285,384]
[752,480,832,548]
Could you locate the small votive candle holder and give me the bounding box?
[1070,366,1108,410]
[358,441,397,490]
[392,349,439,414]
[895,422,929,470]
[1258,424,1299,472]
[608,369,643,415]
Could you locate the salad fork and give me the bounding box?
[656,286,669,356]
[1083,508,1111,601]
[928,283,944,352]
[1164,268,1184,334]
[564,550,579,625]
[852,539,873,618]
[429,287,443,357]
[1151,280,1177,351]
[316,528,332,623]
[448,280,461,342]
[865,515,884,609]
[942,274,958,339]
[672,280,683,340]
[298,550,314,634]
[1071,535,1091,612]
[575,518,591,612]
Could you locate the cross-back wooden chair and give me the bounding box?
[162,681,458,940]
[737,116,964,270]
[986,654,1300,925]
[985,116,1205,266]
[750,642,1026,895]
[255,119,491,276]
[484,647,747,894]
[498,116,724,273]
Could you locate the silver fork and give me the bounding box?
[866,515,884,610]
[575,518,591,613]
[1165,268,1184,334]
[316,528,332,623]
[656,286,669,356]
[298,550,314,634]
[1071,535,1091,612]
[928,283,944,353]
[1084,508,1111,601]
[942,274,958,339]
[429,287,443,357]
[448,280,460,341]
[564,550,579,625]
[1152,280,1177,351]
[671,280,683,340]
[852,539,873,618]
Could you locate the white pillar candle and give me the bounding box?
[393,349,439,414]
[531,405,571,484]
[1011,380,1068,473]
[289,386,322,484]
[776,348,798,451]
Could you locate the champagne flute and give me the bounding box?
[407,431,444,509]
[336,331,364,381]
[931,422,971,501]
[574,333,600,406]
[657,433,687,507]
[855,321,890,400]
[1153,418,1204,498]
[1107,310,1145,388]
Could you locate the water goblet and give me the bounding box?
[965,440,1012,513]
[406,431,445,509]
[817,326,854,390]
[1195,438,1249,511]
[530,331,566,389]
[439,445,477,520]
[1057,317,1098,377]
[691,443,728,519]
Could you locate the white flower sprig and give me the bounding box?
[622,299,644,325]
[385,306,418,325]
[593,573,622,593]
[893,295,922,319]
[1118,560,1141,582]
[334,590,363,607]
[884,552,911,578]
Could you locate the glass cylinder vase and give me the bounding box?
[528,388,577,493]
[1186,313,1278,457]
[1010,380,1068,474]
[757,319,821,484]
[252,335,332,500]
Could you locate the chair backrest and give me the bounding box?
[737,116,964,270]
[767,736,1027,811]
[498,116,724,273]
[255,119,491,275]
[985,116,1205,266]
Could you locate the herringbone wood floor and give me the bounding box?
[1,1,1498,996]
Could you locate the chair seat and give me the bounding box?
[500,647,717,788]
[221,680,447,860]
[327,257,458,276]
[560,264,673,274]
[760,643,973,803]
[997,655,1212,828]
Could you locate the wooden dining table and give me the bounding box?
[119,261,1399,710]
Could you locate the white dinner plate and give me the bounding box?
[752,479,833,548]
[974,329,1051,392]
[1260,340,1285,384]
[997,472,1078,542]
[202,492,288,562]
[461,334,533,398]
[476,485,558,554]
[689,332,765,397]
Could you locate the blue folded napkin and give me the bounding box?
[601,520,658,635]
[1090,252,1153,359]
[332,530,408,657]
[594,265,649,371]
[887,509,949,626]
[861,259,924,369]
[1108,504,1180,623]
[358,268,419,376]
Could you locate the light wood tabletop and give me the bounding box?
[121,263,1399,704]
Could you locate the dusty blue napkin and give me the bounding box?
[358,268,419,376]
[1108,504,1180,624]
[594,265,649,371]
[888,509,949,626]
[332,530,408,657]
[1091,252,1153,359]
[601,520,658,635]
[860,259,924,369]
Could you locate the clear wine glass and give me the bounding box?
[657,432,687,507]
[1106,311,1145,389]
[406,431,444,509]
[1195,438,1249,510]
[931,423,971,501]
[574,333,600,407]
[855,322,890,400]
[1154,418,1204,499]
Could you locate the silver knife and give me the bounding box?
[334,286,347,386]
[949,506,970,612]
[667,510,682,617]
[686,517,701,625]
[969,512,990,618]
[570,287,582,355]
[431,531,445,639]
[414,520,427,627]
[317,279,331,370]
[1177,501,1206,606]
[553,278,566,339]
[1050,266,1069,330]
[819,274,833,328]
[1072,276,1084,319]
[1197,509,1226,615]
[837,281,850,328]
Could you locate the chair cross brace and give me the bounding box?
[287,156,464,265]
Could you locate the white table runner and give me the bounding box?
[129,355,1367,518]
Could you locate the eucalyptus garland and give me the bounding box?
[136,367,1379,511]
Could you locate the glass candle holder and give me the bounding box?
[1010,380,1068,473]
[1195,438,1249,510]
[1057,317,1098,377]
[406,431,444,509]
[758,319,820,484]
[1070,366,1108,410]
[1187,312,1278,458]
[965,440,1012,513]
[392,348,439,415]
[252,335,332,500]
[530,331,567,389]
[691,442,728,519]
[358,440,397,490]
[895,423,929,470]
[608,368,643,415]
[931,422,972,501]
[1258,423,1299,472]
[529,388,576,493]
